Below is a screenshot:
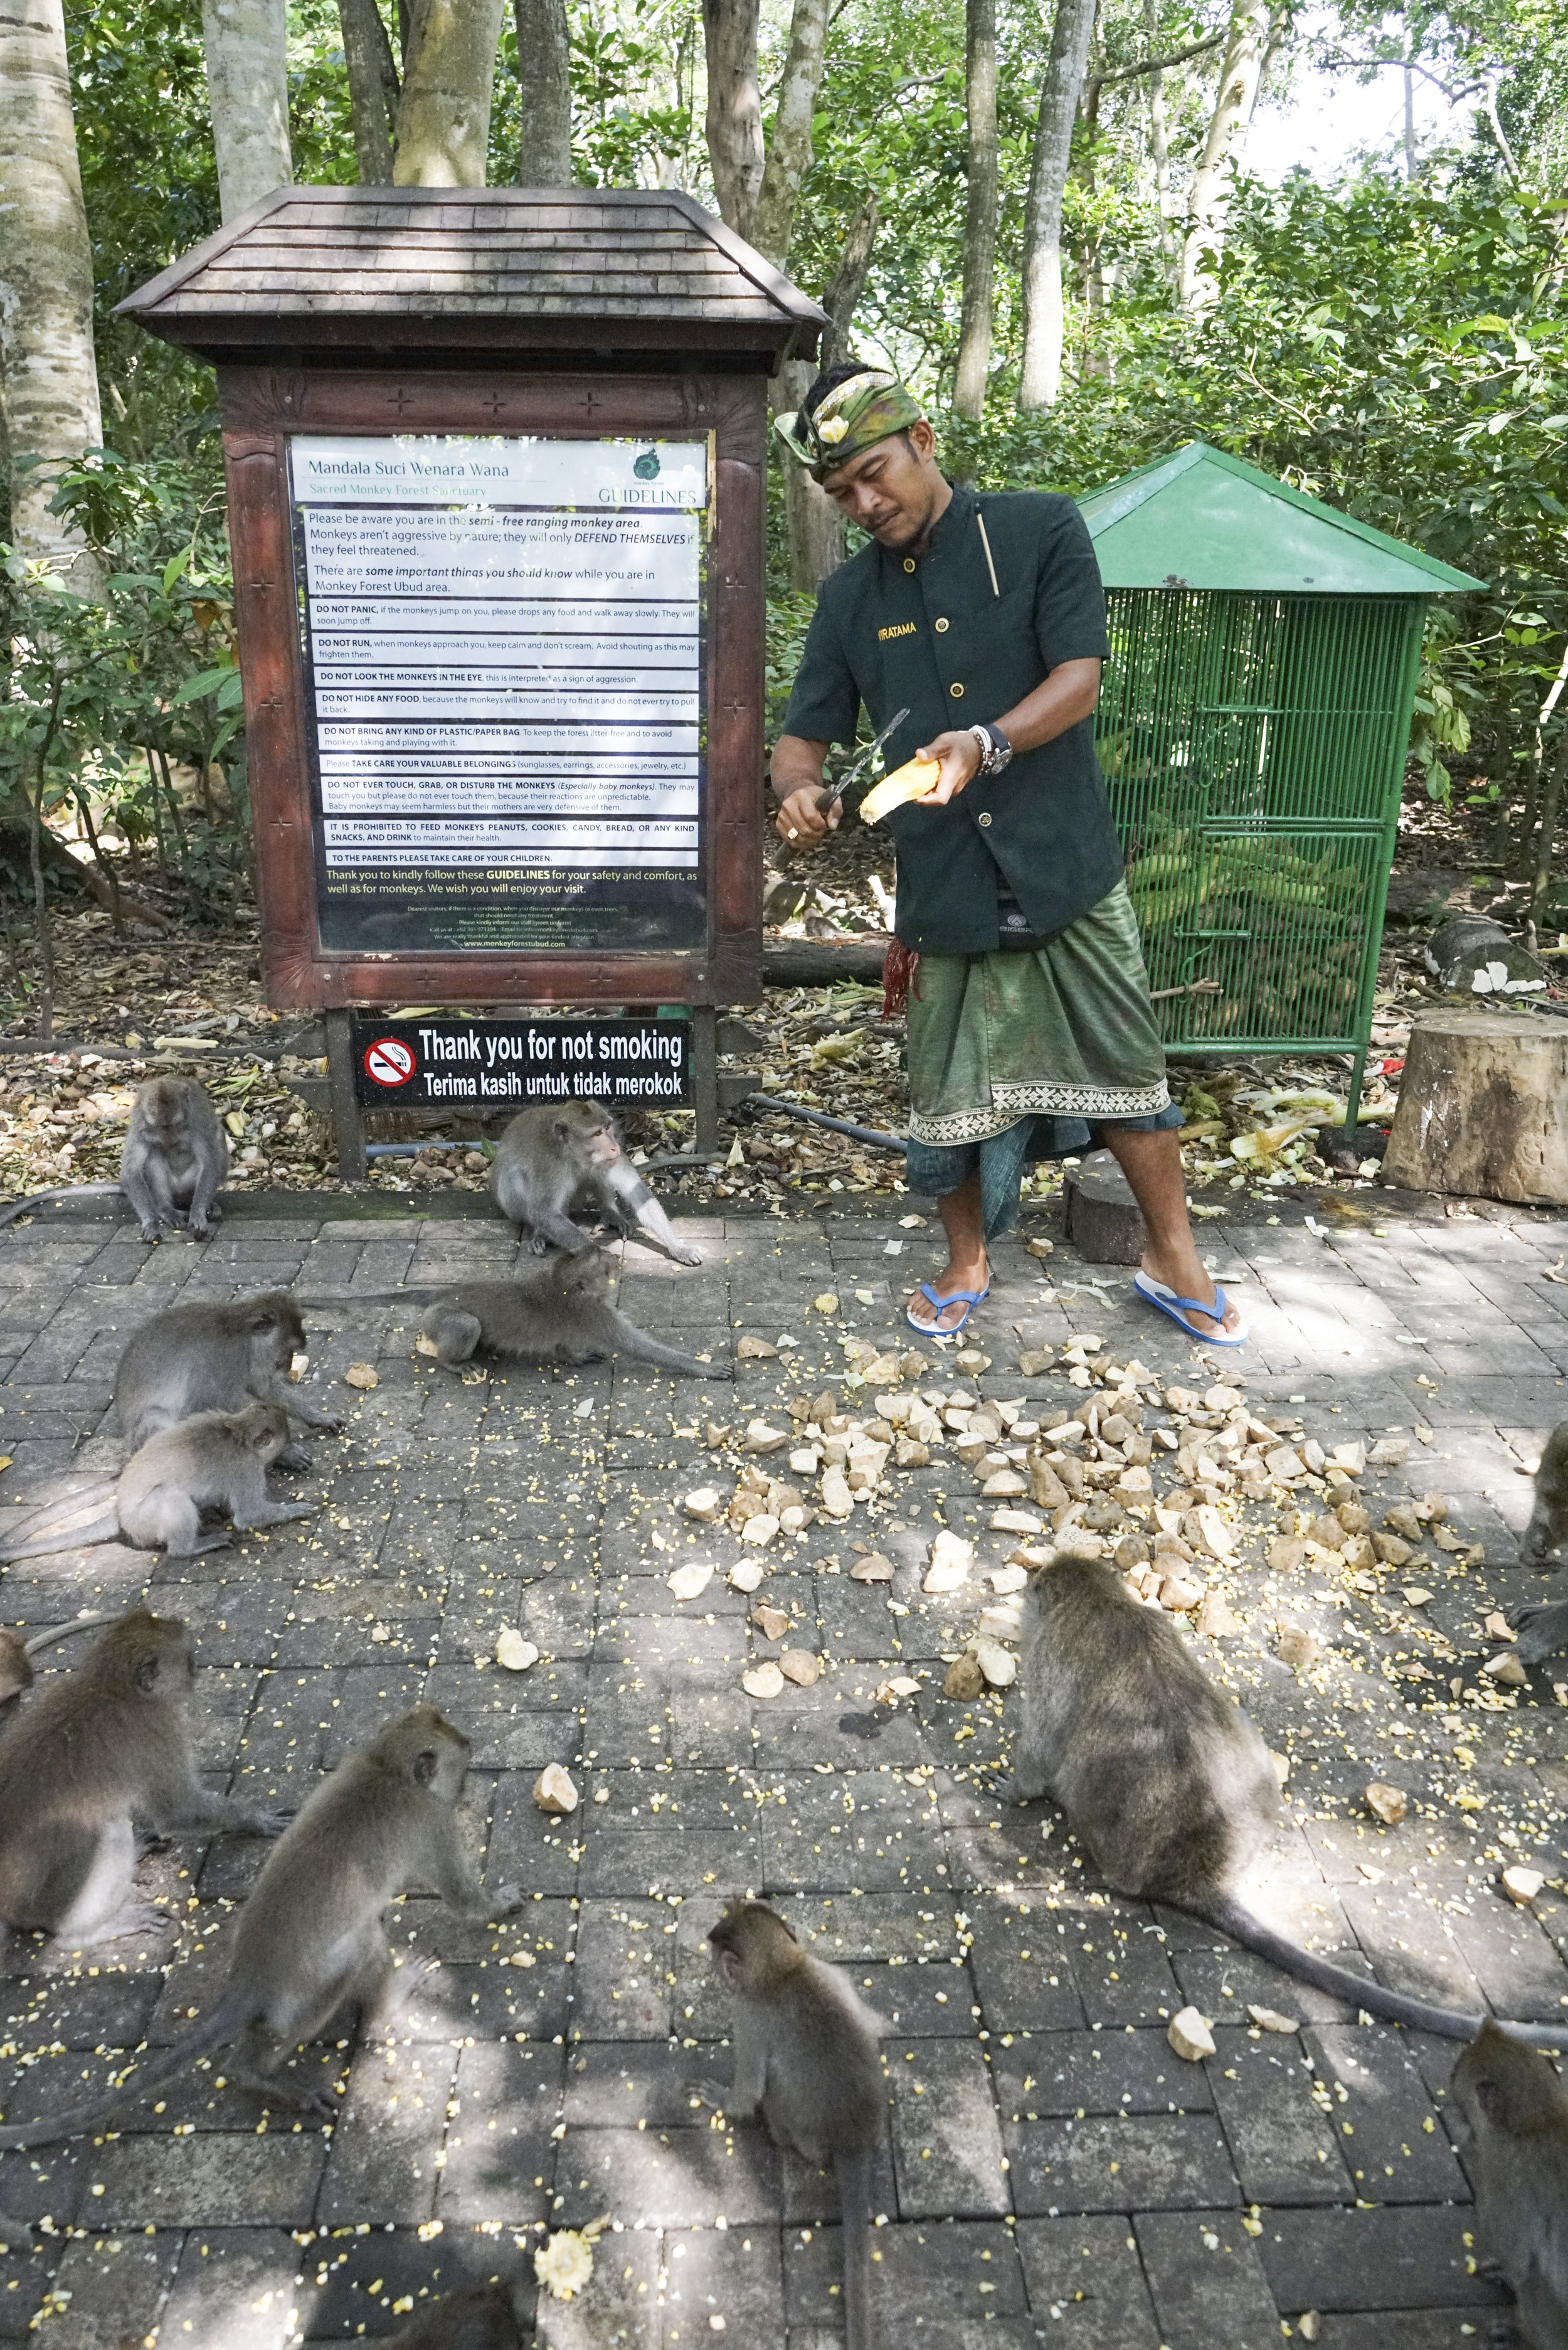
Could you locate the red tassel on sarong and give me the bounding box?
[881,939,919,1019]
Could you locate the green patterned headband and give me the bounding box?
[775,370,925,481]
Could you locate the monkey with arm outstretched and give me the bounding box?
[416,1249,721,1378]
[0,1610,289,1955]
[708,1900,884,2350]
[119,1074,230,1242]
[490,1100,702,1267]
[0,1404,314,1562]
[0,1705,523,2145]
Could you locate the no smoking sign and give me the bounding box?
[363,1035,416,1089]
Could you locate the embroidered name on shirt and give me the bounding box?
[877,621,918,641]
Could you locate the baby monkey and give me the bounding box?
[120,1073,230,1243]
[0,1403,314,1561]
[490,1100,702,1267]
[416,1249,719,1378]
[1448,2020,1568,2350]
[708,1900,884,2350]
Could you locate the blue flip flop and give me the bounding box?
[1133,1269,1248,1348]
[907,1280,990,1336]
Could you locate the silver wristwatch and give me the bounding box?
[969,722,1014,777]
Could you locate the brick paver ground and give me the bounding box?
[1,1183,1566,2348]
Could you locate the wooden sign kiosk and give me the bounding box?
[119,188,825,1175]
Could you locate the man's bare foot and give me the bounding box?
[1138,1248,1244,1340]
[907,1253,990,1334]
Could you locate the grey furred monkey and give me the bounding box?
[0,1705,523,2147]
[416,1249,719,1378]
[490,1099,703,1267]
[0,1405,314,1562]
[1449,2021,1568,2349]
[1510,1423,1568,1666]
[0,1610,289,1954]
[708,1900,884,2350]
[1008,1556,1568,2048]
[114,1288,339,1457]
[120,1074,230,1242]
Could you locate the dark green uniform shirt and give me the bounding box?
[781,482,1125,955]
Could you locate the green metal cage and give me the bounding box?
[1079,443,1483,1115]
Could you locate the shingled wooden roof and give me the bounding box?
[117,185,825,364]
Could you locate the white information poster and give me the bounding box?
[287,433,707,954]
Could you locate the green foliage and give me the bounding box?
[0,450,252,916]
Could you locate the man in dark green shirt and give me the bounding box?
[773,364,1245,1349]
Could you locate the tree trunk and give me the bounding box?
[394,0,506,185]
[1528,726,1567,949]
[1017,0,1096,412]
[701,0,763,240]
[339,0,401,183]
[1144,0,1175,275]
[1384,1007,1568,1205]
[0,0,103,587]
[1177,0,1268,311]
[819,192,877,371]
[201,0,294,218]
[772,358,845,592]
[749,0,829,265]
[513,0,571,183]
[953,0,998,420]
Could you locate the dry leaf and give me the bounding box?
[344,1361,379,1390]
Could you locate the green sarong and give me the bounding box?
[905,880,1169,1147]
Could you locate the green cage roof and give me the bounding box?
[1078,440,1485,595]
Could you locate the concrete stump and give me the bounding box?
[1064,1147,1148,1263]
[1384,1006,1568,1204]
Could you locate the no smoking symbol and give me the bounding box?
[364,1036,415,1089]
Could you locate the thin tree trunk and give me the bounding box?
[24,679,64,1045]
[953,0,999,420]
[701,0,763,239]
[1018,0,1096,412]
[73,785,124,937]
[0,0,103,588]
[201,0,294,218]
[819,193,878,371]
[1143,0,1175,274]
[339,0,401,183]
[395,0,506,185]
[1528,728,1568,950]
[514,0,571,183]
[748,0,829,264]
[1177,0,1268,310]
[771,359,844,593]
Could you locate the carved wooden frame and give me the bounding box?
[219,365,765,1011]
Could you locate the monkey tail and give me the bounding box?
[834,2146,876,2350]
[610,1311,725,1380]
[22,1613,119,1658]
[0,1994,255,2149]
[1200,1897,1568,2050]
[0,1491,119,1563]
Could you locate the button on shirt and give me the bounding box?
[781,484,1123,955]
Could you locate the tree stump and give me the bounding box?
[1064,1148,1148,1263]
[1384,1008,1568,1204]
